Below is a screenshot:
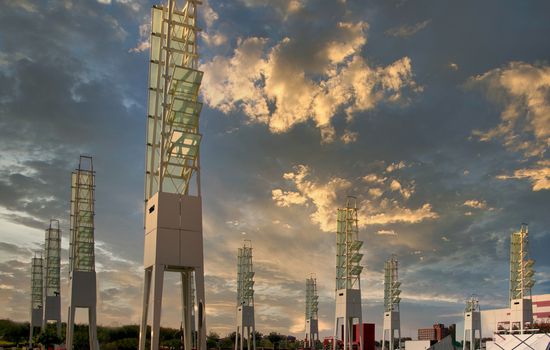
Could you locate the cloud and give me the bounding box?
[272,164,438,231]
[389,179,414,199]
[272,189,308,207]
[368,188,384,198]
[129,22,150,53]
[386,161,408,173]
[340,130,358,144]
[363,174,386,184]
[377,229,397,236]
[200,21,418,143]
[469,61,550,158]
[202,32,228,47]
[365,203,438,225]
[385,19,431,38]
[463,199,487,209]
[496,160,550,191]
[272,165,352,231]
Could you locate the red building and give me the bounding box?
[352,323,375,350]
[417,323,452,341]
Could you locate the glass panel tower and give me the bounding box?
[43,219,61,336]
[29,251,43,348]
[66,155,99,350]
[235,240,256,350]
[139,1,206,350]
[305,275,319,348]
[382,255,401,350]
[463,295,481,350]
[334,197,364,350]
[509,223,535,334]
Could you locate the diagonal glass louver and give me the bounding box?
[237,242,255,307]
[384,255,401,312]
[336,197,363,290]
[69,156,95,273]
[44,220,61,297]
[509,223,535,301]
[145,2,203,200]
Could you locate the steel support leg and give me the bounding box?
[139,268,152,350]
[150,265,164,350]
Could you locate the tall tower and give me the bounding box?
[66,156,99,350]
[29,251,43,348]
[138,0,206,349]
[305,275,319,348]
[382,255,401,350]
[334,197,364,350]
[43,219,61,336]
[463,295,481,350]
[235,240,256,350]
[509,223,535,334]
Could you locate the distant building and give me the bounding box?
[481,293,550,336]
[417,324,453,342]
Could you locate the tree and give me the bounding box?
[536,322,550,333]
[207,331,221,349]
[267,332,284,345]
[37,326,62,349]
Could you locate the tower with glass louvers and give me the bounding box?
[382,255,401,350]
[235,241,256,350]
[139,1,206,349]
[509,223,535,334]
[463,295,481,350]
[334,197,363,350]
[66,156,99,350]
[305,276,319,348]
[43,219,61,336]
[29,252,43,348]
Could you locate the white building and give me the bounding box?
[481,293,550,336]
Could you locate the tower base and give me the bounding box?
[43,295,61,336]
[510,298,533,334]
[305,318,319,348]
[334,289,363,350]
[66,271,99,350]
[139,192,206,350]
[236,305,256,350]
[382,311,400,350]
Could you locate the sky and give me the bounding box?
[0,0,549,342]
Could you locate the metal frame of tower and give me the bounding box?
[382,255,401,350]
[334,196,363,350]
[463,295,481,350]
[66,156,99,350]
[29,251,43,348]
[305,275,319,348]
[139,0,206,349]
[509,223,535,334]
[43,219,61,336]
[235,240,256,350]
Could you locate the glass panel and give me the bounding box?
[152,7,163,34]
[148,90,157,117]
[151,35,161,62]
[149,62,159,89]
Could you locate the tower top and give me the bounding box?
[384,255,401,312]
[336,198,363,290]
[145,0,203,200]
[465,295,480,313]
[237,241,254,307]
[509,224,535,301]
